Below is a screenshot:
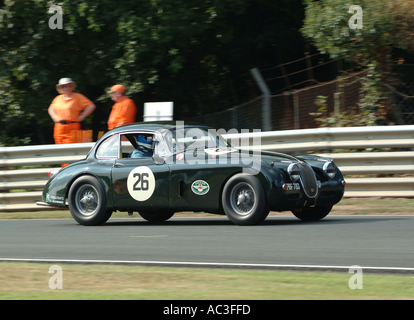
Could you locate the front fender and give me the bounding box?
[253,161,286,208]
[42,160,113,208]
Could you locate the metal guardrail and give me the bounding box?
[1,125,414,211]
[223,125,414,152]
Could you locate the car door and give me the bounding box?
[111,132,170,211]
[165,128,238,213]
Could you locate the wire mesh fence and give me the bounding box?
[188,97,263,132]
[389,64,414,125]
[186,65,414,131]
[289,70,368,129]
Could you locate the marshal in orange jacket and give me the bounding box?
[107,96,137,130]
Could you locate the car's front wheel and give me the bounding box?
[68,176,112,226]
[291,205,332,221]
[222,173,269,225]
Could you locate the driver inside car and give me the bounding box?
[129,135,154,158]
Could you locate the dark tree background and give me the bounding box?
[0,0,311,145]
[2,0,412,145]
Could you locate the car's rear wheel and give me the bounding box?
[68,176,112,226]
[222,174,269,225]
[291,205,332,221]
[139,211,175,223]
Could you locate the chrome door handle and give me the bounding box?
[113,163,125,168]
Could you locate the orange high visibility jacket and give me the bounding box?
[49,93,93,122]
[107,97,137,130]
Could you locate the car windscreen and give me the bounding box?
[164,127,230,153]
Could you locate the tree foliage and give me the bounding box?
[301,0,414,126]
[0,0,305,145]
[301,0,414,69]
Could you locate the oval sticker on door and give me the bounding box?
[127,166,156,201]
[191,180,210,195]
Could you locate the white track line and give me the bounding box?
[1,258,414,273]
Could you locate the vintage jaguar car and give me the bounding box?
[37,122,345,226]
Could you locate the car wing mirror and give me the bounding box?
[153,154,165,165]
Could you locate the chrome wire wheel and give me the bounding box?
[74,184,99,217]
[229,182,256,216]
[68,176,112,226]
[222,173,269,226]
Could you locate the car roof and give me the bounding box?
[90,121,214,159]
[105,121,212,135]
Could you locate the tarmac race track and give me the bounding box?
[1,215,414,273]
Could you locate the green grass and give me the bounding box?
[0,262,413,300]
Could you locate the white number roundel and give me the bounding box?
[127,166,155,201]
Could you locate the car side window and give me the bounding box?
[120,134,136,158]
[123,133,155,159]
[96,134,119,159]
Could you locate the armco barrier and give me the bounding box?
[1,125,414,211]
[223,125,414,152]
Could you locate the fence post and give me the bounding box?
[334,92,341,114]
[292,91,300,129]
[250,68,271,131]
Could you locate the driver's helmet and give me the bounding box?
[129,135,153,158]
[137,135,153,150]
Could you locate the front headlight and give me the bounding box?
[323,161,336,180]
[288,163,300,181]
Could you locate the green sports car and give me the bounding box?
[37,122,345,226]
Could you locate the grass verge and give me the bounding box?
[1,198,414,220]
[0,262,413,300]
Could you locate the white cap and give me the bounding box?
[56,77,76,93]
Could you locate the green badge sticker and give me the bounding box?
[191,180,210,195]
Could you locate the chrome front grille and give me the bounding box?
[298,162,318,198]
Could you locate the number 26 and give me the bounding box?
[133,173,149,191]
